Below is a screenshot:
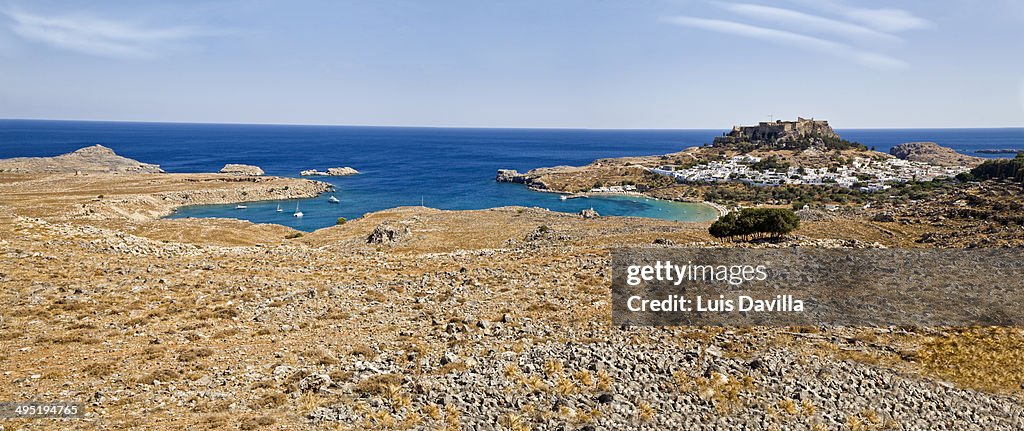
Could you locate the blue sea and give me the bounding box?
[2,119,1022,231]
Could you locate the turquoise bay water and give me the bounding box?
[2,120,1021,231]
[171,193,720,231]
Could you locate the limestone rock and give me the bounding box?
[326,167,359,176]
[367,222,411,244]
[578,208,600,219]
[219,164,264,176]
[495,169,525,183]
[300,167,359,176]
[713,117,841,149]
[299,373,332,392]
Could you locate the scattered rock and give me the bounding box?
[872,212,897,223]
[440,352,459,366]
[578,208,600,219]
[300,167,359,176]
[299,373,332,393]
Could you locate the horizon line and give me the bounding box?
[2,116,1024,131]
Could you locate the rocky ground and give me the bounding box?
[0,149,1023,430]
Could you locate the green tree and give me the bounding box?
[968,154,1024,182]
[708,208,800,240]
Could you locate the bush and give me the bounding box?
[709,208,800,240]
[336,217,347,225]
[285,232,303,239]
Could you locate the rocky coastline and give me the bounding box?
[0,146,331,225]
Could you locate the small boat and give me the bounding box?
[235,204,247,209]
[276,203,283,212]
[293,203,303,218]
[327,195,340,204]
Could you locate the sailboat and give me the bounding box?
[276,203,283,212]
[235,204,247,209]
[328,195,340,204]
[293,203,303,218]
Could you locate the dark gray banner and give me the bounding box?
[611,248,1023,326]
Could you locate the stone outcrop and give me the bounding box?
[495,169,527,184]
[713,117,847,150]
[300,167,359,176]
[0,144,164,174]
[495,169,552,189]
[889,142,984,167]
[366,222,411,244]
[578,208,600,219]
[219,164,264,176]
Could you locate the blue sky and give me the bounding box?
[0,0,1022,128]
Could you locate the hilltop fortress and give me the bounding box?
[713,117,848,150]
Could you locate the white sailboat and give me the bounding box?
[293,203,303,218]
[276,203,283,212]
[328,195,340,204]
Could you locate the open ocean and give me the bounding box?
[2,119,1022,231]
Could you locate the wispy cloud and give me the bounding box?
[661,16,907,70]
[794,0,931,32]
[661,1,930,71]
[720,3,900,43]
[2,8,203,58]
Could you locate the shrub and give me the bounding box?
[285,232,303,239]
[336,217,347,225]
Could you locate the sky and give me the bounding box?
[0,0,1022,129]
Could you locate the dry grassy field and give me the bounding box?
[1,170,1022,430]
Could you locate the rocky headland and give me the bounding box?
[0,144,164,174]
[890,142,985,167]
